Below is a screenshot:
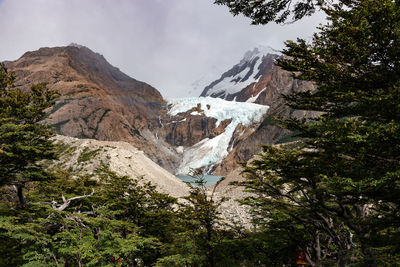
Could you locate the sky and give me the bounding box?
[0,0,325,98]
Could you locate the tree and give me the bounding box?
[239,0,400,265]
[0,63,58,207]
[214,0,335,24]
[241,145,357,266]
[157,169,229,267]
[0,167,178,266]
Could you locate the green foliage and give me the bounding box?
[5,1,400,264]
[77,147,102,163]
[239,0,400,265]
[0,63,59,207]
[0,64,257,266]
[0,167,178,266]
[214,0,333,24]
[275,130,302,144]
[0,61,275,266]
[157,169,228,267]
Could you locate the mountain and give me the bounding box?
[4,44,270,175]
[200,47,316,174]
[4,44,312,176]
[5,44,180,172]
[200,46,280,102]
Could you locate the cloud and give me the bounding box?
[0,0,324,98]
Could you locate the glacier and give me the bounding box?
[167,97,269,174]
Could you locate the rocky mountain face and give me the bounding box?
[5,44,269,175]
[200,46,315,107]
[4,44,314,177]
[158,103,232,147]
[5,44,180,172]
[200,47,316,174]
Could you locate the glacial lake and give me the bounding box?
[176,175,224,187]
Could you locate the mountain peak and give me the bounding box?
[200,46,280,100]
[240,45,278,66]
[68,42,86,49]
[5,44,172,171]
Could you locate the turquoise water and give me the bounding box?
[176,175,224,187]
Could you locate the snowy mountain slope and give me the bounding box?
[167,97,269,174]
[200,46,279,101]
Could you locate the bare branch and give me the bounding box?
[38,189,95,211]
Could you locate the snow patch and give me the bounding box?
[190,111,202,116]
[167,97,269,174]
[246,88,266,103]
[208,58,263,97]
[239,46,275,67]
[158,116,163,127]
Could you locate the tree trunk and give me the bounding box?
[17,185,27,208]
[315,231,322,266]
[77,255,82,267]
[51,252,59,266]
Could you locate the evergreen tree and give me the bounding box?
[240,0,400,265]
[0,167,177,266]
[214,0,333,24]
[0,63,58,207]
[157,169,228,267]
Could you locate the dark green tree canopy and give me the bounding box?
[214,0,331,24]
[213,0,370,25]
[0,63,58,206]
[239,0,400,265]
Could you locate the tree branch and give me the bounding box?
[39,189,95,211]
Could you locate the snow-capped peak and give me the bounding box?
[239,45,277,66]
[200,46,280,101]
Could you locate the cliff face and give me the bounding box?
[5,45,180,172]
[213,70,316,174]
[158,104,232,148]
[8,45,164,133]
[200,46,315,107]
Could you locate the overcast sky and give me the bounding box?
[0,0,325,98]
